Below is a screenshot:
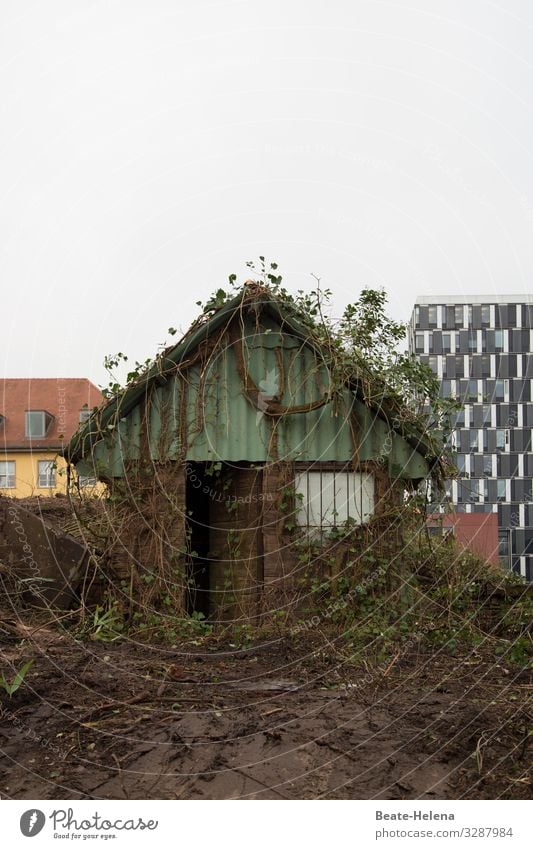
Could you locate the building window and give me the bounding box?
[428,306,437,327]
[441,379,452,398]
[455,453,466,473]
[442,333,451,354]
[468,331,477,353]
[468,379,478,401]
[414,305,420,327]
[455,356,465,378]
[469,430,479,451]
[415,333,424,353]
[494,379,505,401]
[79,408,92,423]
[454,407,465,427]
[295,470,374,528]
[25,410,53,438]
[495,329,504,352]
[481,304,490,325]
[428,355,438,374]
[499,529,510,557]
[483,455,492,475]
[37,460,56,488]
[79,475,97,487]
[455,305,464,326]
[0,415,4,429]
[0,461,15,488]
[497,479,506,502]
[496,428,506,450]
[479,355,491,378]
[445,306,455,329]
[482,404,492,425]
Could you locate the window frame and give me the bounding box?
[37,460,56,489]
[25,410,53,439]
[0,460,15,488]
[295,468,375,529]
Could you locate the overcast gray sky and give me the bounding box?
[2,0,533,389]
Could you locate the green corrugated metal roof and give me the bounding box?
[66,285,438,480]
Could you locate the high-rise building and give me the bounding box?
[409,295,533,580]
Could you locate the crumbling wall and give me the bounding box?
[0,497,89,607]
[104,462,188,616]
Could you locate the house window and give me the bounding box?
[79,475,97,487]
[25,410,53,438]
[37,460,56,488]
[295,470,374,528]
[0,461,15,488]
[79,408,91,423]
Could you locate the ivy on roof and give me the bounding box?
[64,260,458,484]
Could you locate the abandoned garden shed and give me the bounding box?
[65,282,439,621]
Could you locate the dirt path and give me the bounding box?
[0,632,530,800]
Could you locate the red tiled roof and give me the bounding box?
[0,378,103,451]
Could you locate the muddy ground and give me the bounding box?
[0,623,530,800]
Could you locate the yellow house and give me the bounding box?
[0,378,103,498]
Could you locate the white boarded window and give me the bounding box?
[295,470,374,528]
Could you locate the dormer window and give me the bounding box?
[25,410,54,438]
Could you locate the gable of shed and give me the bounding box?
[79,309,430,480]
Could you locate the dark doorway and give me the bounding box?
[185,463,211,617]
